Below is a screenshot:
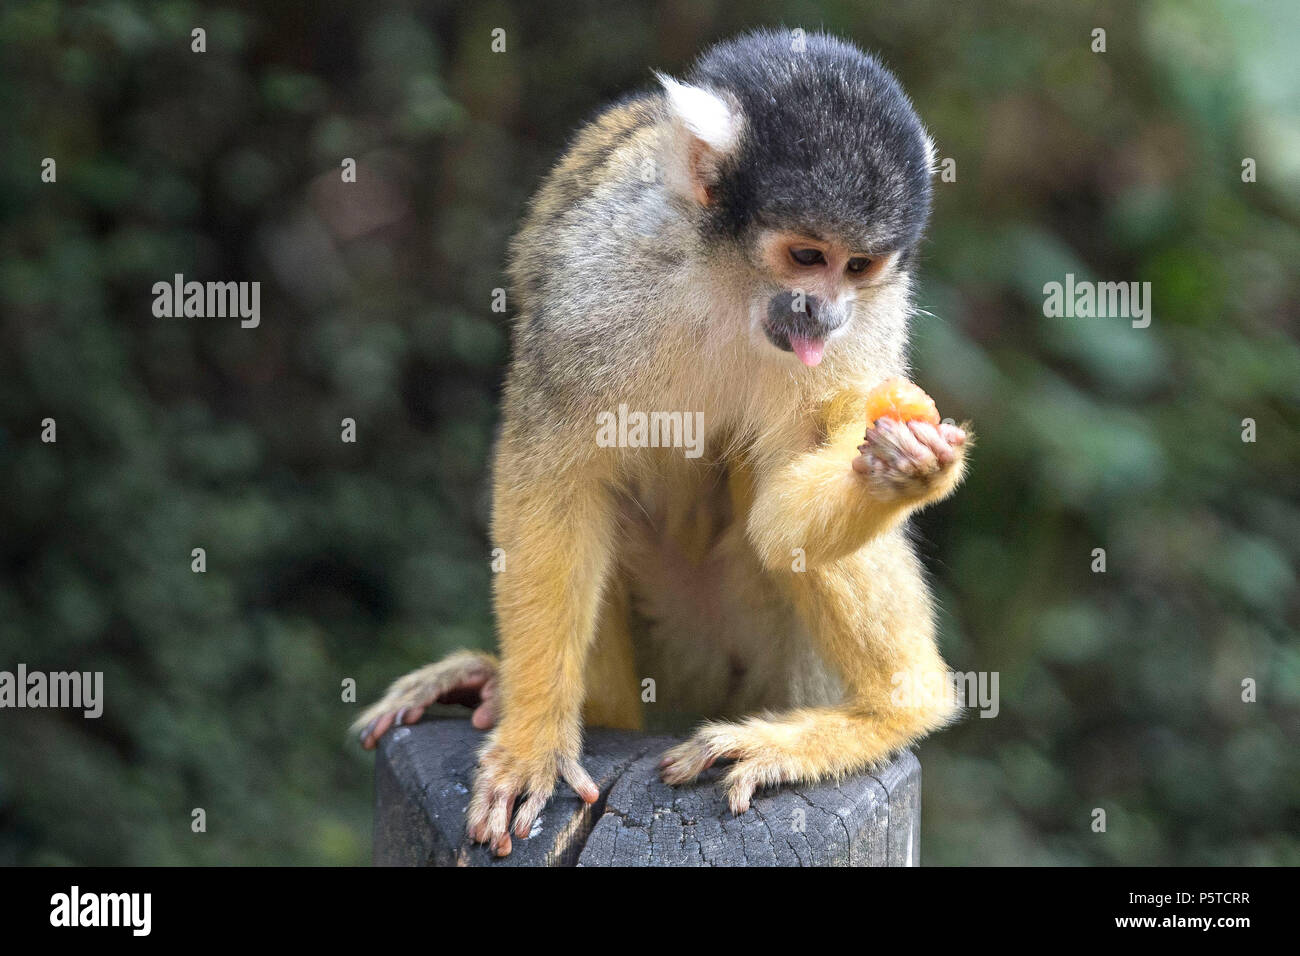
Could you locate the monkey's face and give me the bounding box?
[750,229,902,367]
[661,33,933,368]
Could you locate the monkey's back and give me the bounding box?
[501,90,721,442]
[507,92,668,320]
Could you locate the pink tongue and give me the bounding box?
[789,334,825,367]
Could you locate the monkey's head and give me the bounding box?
[658,31,935,367]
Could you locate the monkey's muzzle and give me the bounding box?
[763,291,847,368]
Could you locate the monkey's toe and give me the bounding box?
[352,651,500,748]
[658,729,738,785]
[466,746,593,857]
[721,757,790,814]
[661,723,803,812]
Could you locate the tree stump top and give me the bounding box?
[373,717,920,866]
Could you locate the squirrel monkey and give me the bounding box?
[356,30,969,857]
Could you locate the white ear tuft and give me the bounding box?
[923,134,939,175]
[656,73,740,154]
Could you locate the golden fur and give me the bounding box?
[357,61,969,856]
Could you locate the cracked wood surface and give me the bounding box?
[373,716,921,866]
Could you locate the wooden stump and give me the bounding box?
[373,716,921,866]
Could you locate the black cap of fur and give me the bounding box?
[687,31,932,257]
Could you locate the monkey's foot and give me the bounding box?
[852,418,967,497]
[466,742,599,857]
[659,721,797,815]
[354,650,498,749]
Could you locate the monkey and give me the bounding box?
[354,29,970,858]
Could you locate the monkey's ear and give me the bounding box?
[656,73,742,206]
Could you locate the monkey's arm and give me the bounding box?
[663,406,969,810]
[745,412,967,571]
[660,539,957,812]
[465,442,616,855]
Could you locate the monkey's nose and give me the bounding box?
[762,292,844,366]
[765,291,844,339]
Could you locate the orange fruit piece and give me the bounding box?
[864,377,941,426]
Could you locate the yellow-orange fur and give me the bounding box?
[356,65,968,856]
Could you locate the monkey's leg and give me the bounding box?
[745,416,967,570]
[582,570,645,731]
[660,541,958,813]
[466,461,618,856]
[353,650,499,747]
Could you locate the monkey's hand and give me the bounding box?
[353,650,498,749]
[852,419,968,502]
[659,718,805,814]
[661,700,951,815]
[467,737,600,856]
[747,417,971,570]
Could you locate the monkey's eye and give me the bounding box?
[790,248,826,267]
[846,256,874,275]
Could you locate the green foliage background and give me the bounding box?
[1,0,1296,865]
